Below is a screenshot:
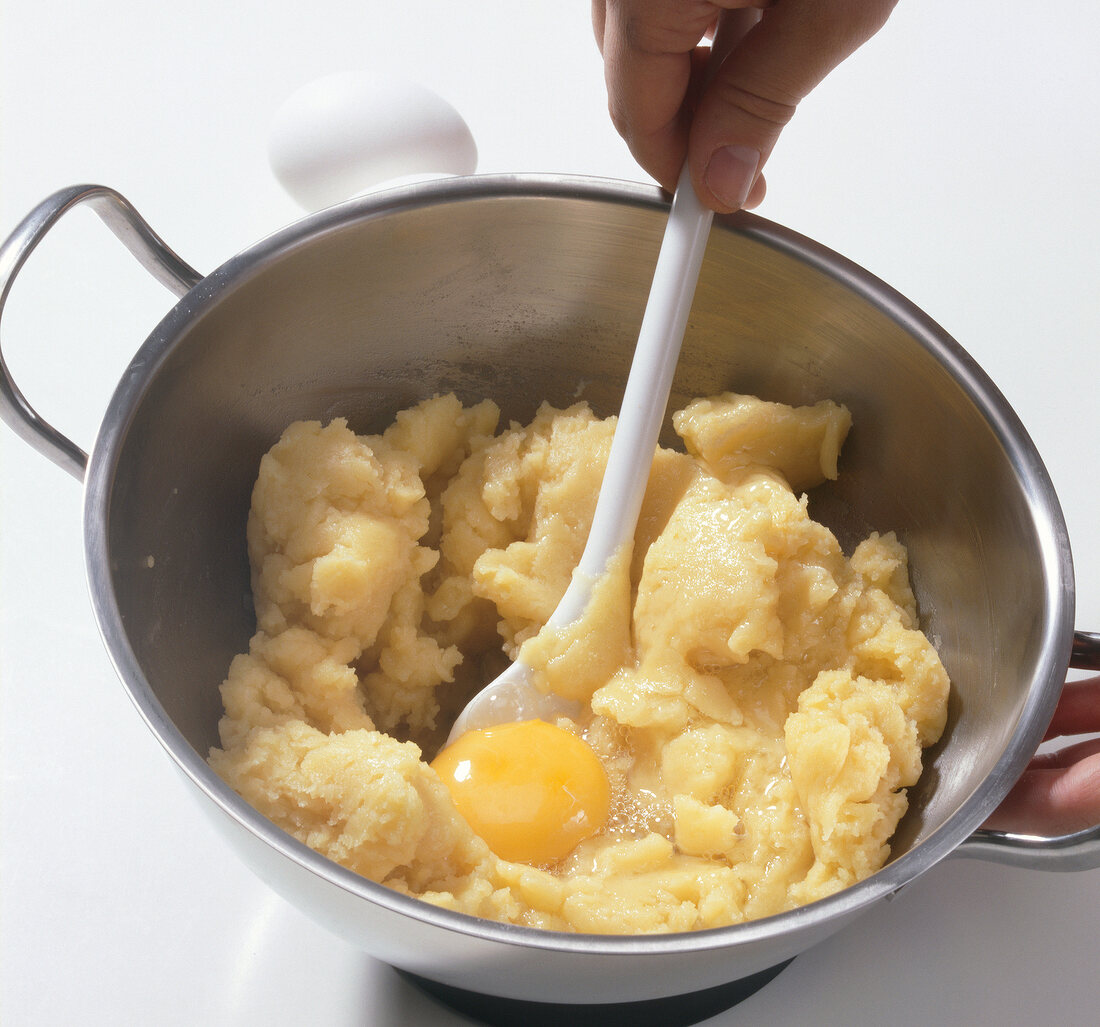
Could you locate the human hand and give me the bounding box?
[592,0,897,212]
[983,675,1100,835]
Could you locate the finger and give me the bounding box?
[601,1,717,190]
[744,170,766,209]
[689,0,897,212]
[592,0,607,54]
[1044,674,1100,740]
[601,1,771,191]
[1027,735,1100,772]
[983,747,1100,836]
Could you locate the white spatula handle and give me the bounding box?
[548,10,760,627]
[549,169,712,625]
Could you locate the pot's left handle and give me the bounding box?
[0,184,203,480]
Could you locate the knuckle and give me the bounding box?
[710,80,798,131]
[613,0,706,57]
[620,18,683,57]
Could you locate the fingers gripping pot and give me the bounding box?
[3,179,1099,1018]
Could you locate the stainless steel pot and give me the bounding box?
[3,179,1098,1021]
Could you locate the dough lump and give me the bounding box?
[209,391,949,933]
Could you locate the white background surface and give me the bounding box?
[2,2,1097,1024]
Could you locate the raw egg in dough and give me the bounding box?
[431,720,610,865]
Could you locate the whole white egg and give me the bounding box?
[269,72,478,211]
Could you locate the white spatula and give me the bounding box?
[445,158,715,742]
[447,12,760,744]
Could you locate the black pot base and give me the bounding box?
[397,957,793,1026]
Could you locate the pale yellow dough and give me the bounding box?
[209,391,949,934]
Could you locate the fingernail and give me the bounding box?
[704,145,761,210]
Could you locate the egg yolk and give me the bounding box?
[431,720,611,866]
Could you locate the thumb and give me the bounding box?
[689,0,896,212]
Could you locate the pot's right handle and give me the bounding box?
[953,630,1100,871]
[0,184,203,481]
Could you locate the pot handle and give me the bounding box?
[952,630,1100,871]
[0,184,203,481]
